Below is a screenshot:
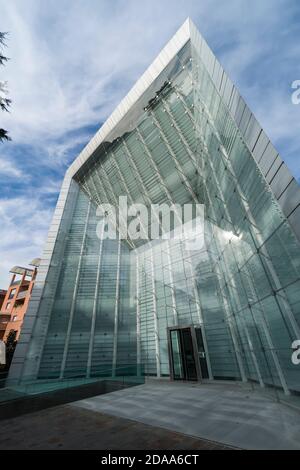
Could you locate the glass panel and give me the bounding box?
[181,328,197,381]
[170,330,183,380]
[195,327,209,379]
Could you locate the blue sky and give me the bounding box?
[0,0,299,287]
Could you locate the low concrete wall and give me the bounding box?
[0,379,142,421]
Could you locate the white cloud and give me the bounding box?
[0,195,53,287]
[0,0,185,146]
[0,154,27,179]
[0,0,298,166]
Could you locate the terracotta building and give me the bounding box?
[0,289,7,310]
[0,259,40,343]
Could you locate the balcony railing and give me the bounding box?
[0,313,11,321]
[16,290,28,301]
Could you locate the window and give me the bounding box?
[8,288,16,300]
[6,302,11,310]
[12,315,18,322]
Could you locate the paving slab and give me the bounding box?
[0,404,234,450]
[73,381,300,450]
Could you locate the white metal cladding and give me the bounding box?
[9,18,300,381]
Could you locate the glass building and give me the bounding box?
[9,19,300,396]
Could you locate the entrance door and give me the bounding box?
[195,327,209,379]
[168,327,199,381]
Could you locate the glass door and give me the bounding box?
[168,327,199,381]
[195,327,209,379]
[170,329,184,379]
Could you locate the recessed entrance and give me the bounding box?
[168,326,209,381]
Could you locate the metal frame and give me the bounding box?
[150,250,161,377]
[112,238,122,377]
[86,219,105,378]
[59,200,91,379]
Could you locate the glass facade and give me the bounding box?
[13,22,300,397]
